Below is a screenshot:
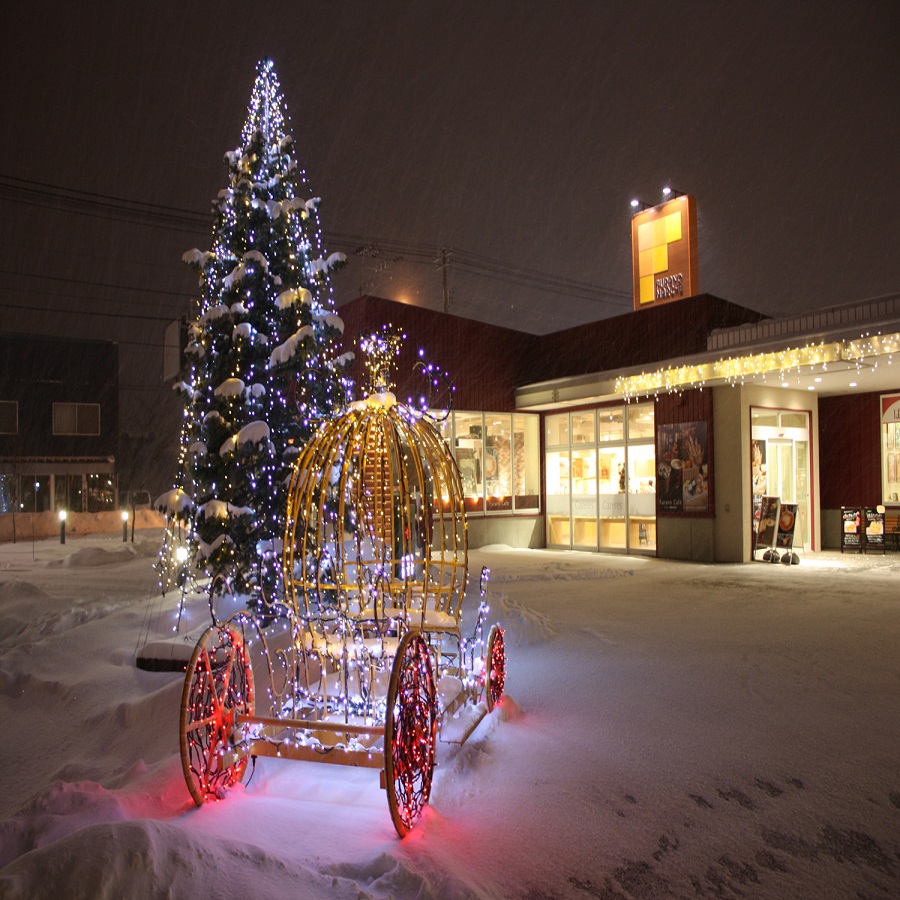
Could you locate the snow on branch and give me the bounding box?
[201,304,229,325]
[213,378,246,398]
[182,249,214,269]
[310,252,347,276]
[154,487,193,516]
[269,326,314,366]
[219,420,272,457]
[276,287,312,309]
[312,310,345,333]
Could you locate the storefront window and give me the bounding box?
[571,412,595,445]
[545,414,569,447]
[546,405,655,554]
[571,447,597,548]
[546,449,571,544]
[883,420,900,503]
[627,405,655,440]
[438,410,541,516]
[485,415,512,511]
[453,412,484,513]
[880,395,900,504]
[513,414,540,511]
[597,409,624,442]
[628,444,657,549]
[598,445,626,550]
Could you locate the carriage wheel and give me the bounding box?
[485,625,506,713]
[384,631,438,836]
[179,622,254,806]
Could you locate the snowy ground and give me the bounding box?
[0,529,898,899]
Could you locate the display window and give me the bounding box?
[880,395,900,503]
[513,414,540,511]
[437,410,541,516]
[545,404,655,554]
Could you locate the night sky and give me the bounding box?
[1,1,898,425]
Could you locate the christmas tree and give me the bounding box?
[157,59,352,610]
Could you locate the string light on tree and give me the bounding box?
[156,59,352,613]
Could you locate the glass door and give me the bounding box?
[750,409,812,551]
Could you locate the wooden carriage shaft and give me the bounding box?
[242,738,386,771]
[234,711,385,737]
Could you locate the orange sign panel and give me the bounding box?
[631,195,699,310]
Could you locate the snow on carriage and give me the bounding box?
[178,332,507,835]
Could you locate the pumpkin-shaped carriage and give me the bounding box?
[178,336,507,835]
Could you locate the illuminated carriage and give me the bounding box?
[178,335,507,835]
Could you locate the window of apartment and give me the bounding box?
[52,402,100,436]
[0,401,17,434]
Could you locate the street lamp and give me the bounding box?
[59,509,67,544]
[122,510,129,542]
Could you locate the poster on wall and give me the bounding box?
[751,439,767,496]
[656,421,709,513]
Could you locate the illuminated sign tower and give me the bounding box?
[631,193,699,310]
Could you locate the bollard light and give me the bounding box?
[121,510,129,542]
[58,509,67,544]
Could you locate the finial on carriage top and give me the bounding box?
[359,326,405,395]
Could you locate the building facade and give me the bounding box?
[0,333,119,514]
[340,291,900,562]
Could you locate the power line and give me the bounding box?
[0,174,630,307]
[0,267,194,306]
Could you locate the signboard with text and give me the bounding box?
[755,496,780,555]
[631,194,699,310]
[864,507,885,552]
[841,507,861,552]
[775,502,799,551]
[656,420,709,514]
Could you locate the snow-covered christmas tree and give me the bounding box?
[157,59,352,610]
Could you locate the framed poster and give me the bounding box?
[656,420,709,514]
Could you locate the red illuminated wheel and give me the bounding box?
[485,625,506,712]
[179,623,254,806]
[384,630,438,837]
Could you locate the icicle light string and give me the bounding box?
[616,331,900,400]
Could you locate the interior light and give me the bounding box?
[814,377,822,383]
[849,382,858,387]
